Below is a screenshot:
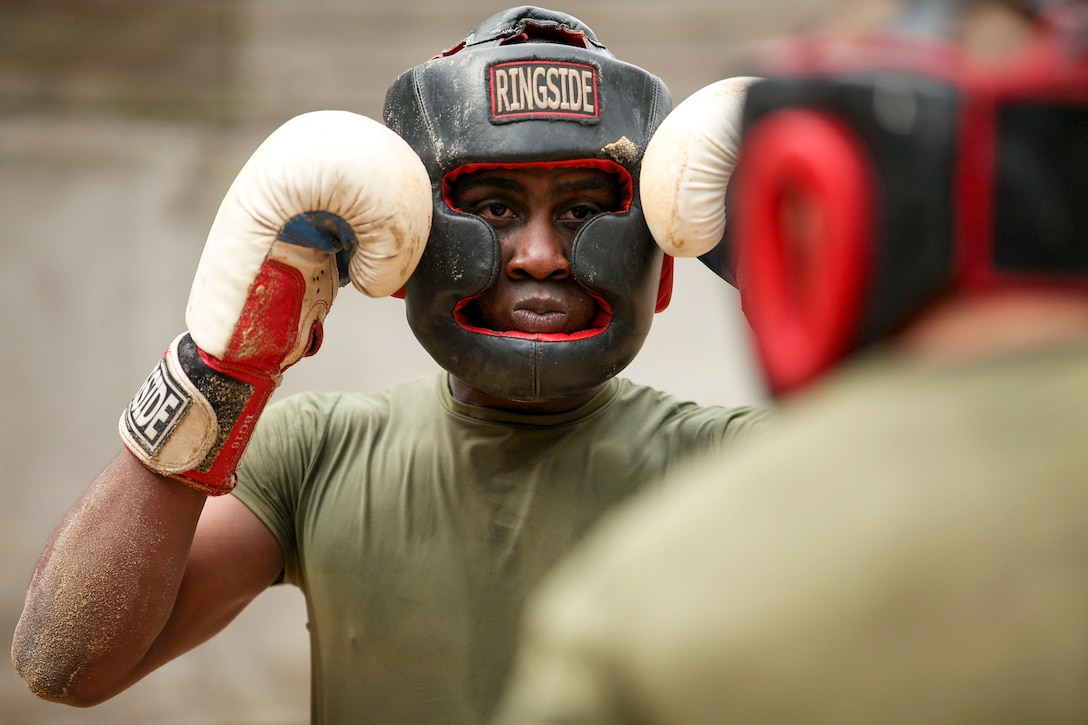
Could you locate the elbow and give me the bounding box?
[12,660,104,708]
[12,634,119,708]
[12,661,118,708]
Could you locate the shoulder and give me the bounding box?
[264,374,446,428]
[609,377,773,438]
[610,377,764,415]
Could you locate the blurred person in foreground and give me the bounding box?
[9,6,768,723]
[496,0,1088,722]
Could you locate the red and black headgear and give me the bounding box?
[727,0,1088,394]
[383,6,673,401]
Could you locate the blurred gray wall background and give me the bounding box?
[0,1,828,722]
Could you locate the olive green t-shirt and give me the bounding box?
[497,342,1088,725]
[233,372,766,724]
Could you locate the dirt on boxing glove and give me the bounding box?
[640,77,760,260]
[120,110,432,495]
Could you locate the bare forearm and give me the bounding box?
[11,451,206,705]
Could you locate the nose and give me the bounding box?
[504,215,572,281]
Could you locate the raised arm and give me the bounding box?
[11,110,432,706]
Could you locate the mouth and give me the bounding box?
[454,293,611,341]
[509,299,573,333]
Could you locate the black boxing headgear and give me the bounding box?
[727,0,1088,394]
[383,6,673,401]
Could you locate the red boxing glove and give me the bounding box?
[121,111,432,494]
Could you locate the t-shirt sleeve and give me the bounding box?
[232,392,338,585]
[718,404,775,451]
[660,400,775,465]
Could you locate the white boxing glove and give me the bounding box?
[640,77,760,258]
[120,111,431,494]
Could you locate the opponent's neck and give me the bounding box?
[894,289,1088,366]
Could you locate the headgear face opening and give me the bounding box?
[383,7,673,401]
[731,2,1088,394]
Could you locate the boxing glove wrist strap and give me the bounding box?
[119,333,277,495]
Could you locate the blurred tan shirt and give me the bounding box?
[498,339,1088,725]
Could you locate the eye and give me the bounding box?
[465,199,518,223]
[559,203,603,223]
[483,202,515,219]
[463,195,517,218]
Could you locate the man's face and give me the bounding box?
[447,165,624,336]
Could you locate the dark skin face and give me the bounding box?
[446,165,624,413]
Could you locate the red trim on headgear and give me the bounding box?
[734,109,875,395]
[497,21,590,49]
[439,159,670,336]
[655,254,674,313]
[402,161,672,316]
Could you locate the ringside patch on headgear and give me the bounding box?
[489,60,600,122]
[383,6,673,402]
